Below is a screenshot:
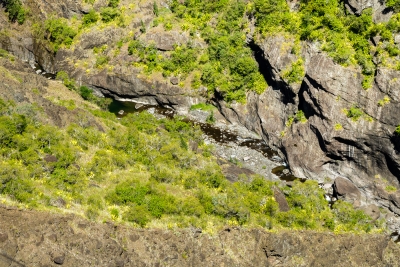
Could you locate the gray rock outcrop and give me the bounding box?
[344,0,393,23]
[333,177,362,205]
[214,37,400,221]
[361,204,381,220]
[274,188,290,212]
[139,29,190,51]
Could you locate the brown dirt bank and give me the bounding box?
[0,206,399,267]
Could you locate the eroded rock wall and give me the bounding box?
[218,37,400,217]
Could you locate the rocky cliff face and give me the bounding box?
[0,205,399,267]
[1,0,400,221]
[214,35,400,219]
[218,37,400,218]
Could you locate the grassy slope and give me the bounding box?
[0,50,386,234]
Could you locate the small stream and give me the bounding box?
[109,99,301,182]
[30,62,56,79]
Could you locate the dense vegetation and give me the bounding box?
[0,60,383,233]
[3,0,400,97]
[1,0,25,24]
[0,94,382,233]
[43,18,78,52]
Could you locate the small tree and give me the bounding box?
[153,1,159,16]
[3,0,26,24]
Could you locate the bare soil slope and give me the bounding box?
[0,206,399,267]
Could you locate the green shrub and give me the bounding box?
[395,125,400,135]
[206,111,216,124]
[108,0,120,8]
[378,96,390,107]
[82,10,99,27]
[324,218,335,230]
[140,20,146,33]
[85,206,100,220]
[151,167,179,183]
[282,59,305,84]
[0,49,8,58]
[153,1,159,16]
[79,86,94,100]
[0,160,33,202]
[106,181,149,205]
[0,114,27,146]
[386,0,400,11]
[164,22,173,31]
[95,55,109,68]
[248,177,274,195]
[55,70,69,81]
[346,106,364,121]
[56,71,76,90]
[197,189,214,214]
[386,185,397,192]
[277,209,317,229]
[110,208,119,219]
[163,45,198,74]
[161,1,268,102]
[199,170,225,188]
[0,94,383,233]
[333,201,372,231]
[178,197,204,217]
[44,18,77,52]
[100,7,121,23]
[334,123,343,130]
[116,39,124,49]
[262,197,279,216]
[147,194,177,218]
[295,110,307,123]
[124,205,150,227]
[286,180,327,213]
[128,41,160,72]
[362,75,374,90]
[3,0,26,24]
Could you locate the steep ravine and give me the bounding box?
[1,51,398,266]
[2,0,400,228]
[3,13,400,228]
[2,3,400,265]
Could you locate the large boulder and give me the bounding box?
[344,0,393,22]
[333,177,361,205]
[139,29,205,51]
[218,158,257,182]
[274,188,290,212]
[389,193,400,214]
[360,204,381,220]
[25,0,85,19]
[79,27,124,50]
